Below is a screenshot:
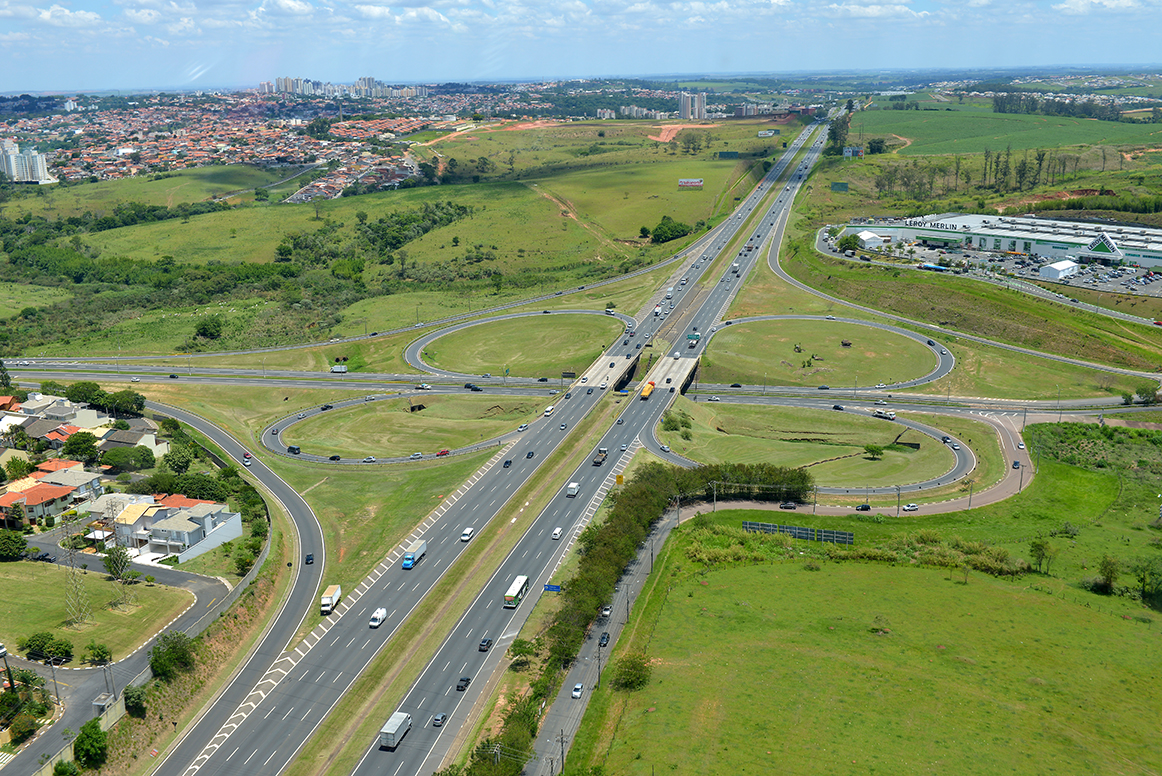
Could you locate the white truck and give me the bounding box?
[369,607,387,628]
[566,482,580,497]
[402,539,426,569]
[415,383,432,390]
[872,409,896,421]
[329,364,348,373]
[320,584,342,615]
[653,304,662,316]
[379,711,412,748]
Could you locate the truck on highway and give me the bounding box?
[665,287,674,300]
[731,262,741,274]
[872,409,896,421]
[592,447,608,466]
[402,539,426,569]
[379,711,412,748]
[566,482,580,497]
[640,381,655,400]
[320,584,342,615]
[654,304,662,316]
[687,332,701,349]
[329,364,348,373]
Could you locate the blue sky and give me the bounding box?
[1,0,1160,93]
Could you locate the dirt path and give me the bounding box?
[647,123,720,144]
[890,134,913,154]
[526,183,634,254]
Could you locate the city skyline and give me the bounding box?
[2,0,1162,93]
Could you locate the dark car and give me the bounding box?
[856,504,871,512]
[538,377,549,382]
[599,632,610,647]
[927,339,936,346]
[305,553,314,564]
[941,436,952,444]
[818,385,829,390]
[503,460,512,468]
[471,386,482,392]
[1013,460,1021,469]
[609,362,616,368]
[271,428,279,435]
[730,383,742,388]
[779,501,797,510]
[456,676,471,691]
[168,374,178,379]
[565,392,572,399]
[329,455,341,461]
[635,343,642,349]
[622,339,628,345]
[464,382,474,389]
[320,404,333,411]
[587,387,594,394]
[832,404,844,411]
[543,310,551,314]
[526,451,535,459]
[479,637,493,652]
[432,713,447,727]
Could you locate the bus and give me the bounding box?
[640,381,655,400]
[503,575,529,608]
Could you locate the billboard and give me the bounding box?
[718,151,739,159]
[831,181,849,192]
[678,178,704,188]
[843,146,864,159]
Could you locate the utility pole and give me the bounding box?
[896,485,901,517]
[1057,384,1062,423]
[1022,406,1027,432]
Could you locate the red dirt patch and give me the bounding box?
[647,123,721,144]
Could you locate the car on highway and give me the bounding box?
[559,423,568,430]
[708,396,720,402]
[599,632,610,647]
[941,436,952,443]
[1013,460,1021,469]
[503,460,512,468]
[408,452,423,460]
[478,637,492,651]
[538,377,549,382]
[329,455,341,461]
[437,449,450,457]
[320,404,333,411]
[572,683,584,699]
[244,459,252,467]
[470,385,483,391]
[730,383,742,388]
[517,424,529,432]
[927,339,936,346]
[826,315,836,320]
[941,349,947,355]
[620,443,627,451]
[131,376,141,382]
[902,503,919,512]
[951,443,960,451]
[856,504,871,511]
[565,392,572,399]
[875,383,887,389]
[832,404,844,411]
[432,713,447,727]
[601,605,612,618]
[622,339,628,345]
[363,456,377,463]
[609,362,616,368]
[244,452,251,459]
[369,607,387,628]
[298,413,306,419]
[660,445,671,453]
[305,553,314,564]
[587,387,594,394]
[456,676,471,691]
[552,527,563,540]
[1018,442,1025,449]
[818,385,829,390]
[526,451,535,459]
[169,374,178,379]
[874,399,888,406]
[779,501,797,510]
[271,428,279,435]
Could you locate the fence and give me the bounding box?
[742,520,854,546]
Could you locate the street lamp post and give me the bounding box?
[416,303,422,325]
[0,643,14,695]
[1057,384,1062,423]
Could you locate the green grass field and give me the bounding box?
[423,314,623,377]
[656,398,956,488]
[6,165,297,220]
[586,557,1158,776]
[0,561,192,665]
[0,282,72,318]
[701,319,935,387]
[284,395,543,457]
[857,108,1162,155]
[781,248,1162,371]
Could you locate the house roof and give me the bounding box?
[37,459,82,473]
[155,494,216,509]
[0,482,75,508]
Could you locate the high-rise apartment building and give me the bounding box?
[679,92,706,120]
[1,145,51,183]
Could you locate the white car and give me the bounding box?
[902,503,919,512]
[660,445,671,453]
[581,377,588,383]
[409,452,423,460]
[369,607,387,628]
[551,527,563,540]
[517,423,528,432]
[874,399,888,406]
[131,377,141,382]
[709,396,720,402]
[599,382,608,390]
[875,383,886,389]
[572,683,584,699]
[363,456,377,463]
[826,315,836,320]
[460,527,475,542]
[1018,442,1025,449]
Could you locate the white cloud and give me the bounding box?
[37,3,102,26]
[143,33,169,43]
[826,2,929,17]
[124,7,161,22]
[165,14,195,32]
[352,2,392,16]
[1051,0,1138,12]
[0,30,31,40]
[0,2,37,18]
[264,0,315,14]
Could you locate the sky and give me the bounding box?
[1,0,1161,93]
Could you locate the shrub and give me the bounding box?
[73,719,107,769]
[123,683,148,717]
[612,652,652,690]
[53,760,79,776]
[149,631,196,682]
[8,713,39,744]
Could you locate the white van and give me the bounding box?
[460,527,475,542]
[544,405,555,417]
[665,288,674,300]
[551,527,563,540]
[370,607,387,628]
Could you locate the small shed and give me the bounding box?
[857,230,889,249]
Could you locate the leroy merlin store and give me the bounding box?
[872,213,1162,267]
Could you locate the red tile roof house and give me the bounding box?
[0,483,76,527]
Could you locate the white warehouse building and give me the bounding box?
[1039,260,1079,280]
[846,213,1162,268]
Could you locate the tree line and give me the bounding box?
[992,92,1128,122]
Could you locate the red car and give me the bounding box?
[436,449,451,457]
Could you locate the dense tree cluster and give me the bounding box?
[991,92,1125,122]
[650,215,693,244]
